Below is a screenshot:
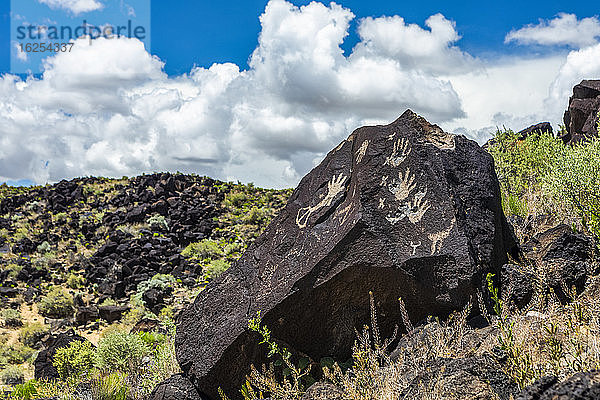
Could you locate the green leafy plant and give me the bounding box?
[0,365,24,385]
[37,287,74,318]
[52,340,95,380]
[205,259,230,280]
[96,330,151,373]
[147,214,169,231]
[19,323,50,349]
[1,308,22,328]
[181,239,223,261]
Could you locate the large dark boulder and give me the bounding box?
[148,374,205,400]
[517,371,600,400]
[176,110,517,398]
[563,80,600,143]
[521,224,596,302]
[517,122,553,139]
[34,330,90,380]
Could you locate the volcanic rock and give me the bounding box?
[522,224,595,302]
[148,374,205,400]
[563,80,600,143]
[34,330,90,380]
[517,122,553,139]
[176,110,517,398]
[517,371,600,400]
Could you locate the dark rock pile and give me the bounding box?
[176,110,518,398]
[563,79,600,143]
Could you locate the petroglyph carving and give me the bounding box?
[428,218,456,255]
[386,169,430,225]
[378,198,386,209]
[356,140,370,164]
[410,241,422,256]
[385,138,412,167]
[389,168,417,202]
[296,174,347,229]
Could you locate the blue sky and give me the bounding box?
[2,0,597,75]
[1,0,600,188]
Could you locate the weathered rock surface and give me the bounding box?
[300,382,345,400]
[517,122,553,139]
[517,371,600,400]
[176,110,517,398]
[148,374,205,400]
[521,224,596,302]
[563,80,600,143]
[34,330,90,380]
[401,354,518,400]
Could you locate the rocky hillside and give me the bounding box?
[0,174,291,396]
[1,80,600,400]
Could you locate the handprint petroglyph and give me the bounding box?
[356,140,370,164]
[385,169,430,225]
[385,138,412,168]
[388,168,417,202]
[296,174,348,229]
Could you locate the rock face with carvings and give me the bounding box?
[176,110,517,399]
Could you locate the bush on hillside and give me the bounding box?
[37,287,74,319]
[96,330,151,373]
[1,308,22,327]
[545,137,600,241]
[19,322,50,349]
[181,239,223,260]
[53,340,95,380]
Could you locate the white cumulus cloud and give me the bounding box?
[2,2,600,188]
[505,13,600,48]
[38,0,104,15]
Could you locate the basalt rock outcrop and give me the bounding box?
[176,110,518,398]
[563,80,600,143]
[34,330,91,380]
[517,371,600,400]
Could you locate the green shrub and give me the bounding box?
[135,274,176,310]
[0,342,34,365]
[545,137,600,240]
[92,371,129,400]
[19,323,50,349]
[225,191,248,208]
[181,239,223,260]
[96,330,151,373]
[37,287,74,319]
[36,241,51,254]
[243,206,267,224]
[147,215,169,231]
[66,273,86,289]
[489,128,563,217]
[52,340,95,380]
[0,365,24,385]
[205,259,230,280]
[9,380,38,399]
[1,308,22,328]
[3,264,22,280]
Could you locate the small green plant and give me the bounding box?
[66,272,86,289]
[181,239,223,261]
[96,330,151,373]
[0,365,24,385]
[92,371,129,400]
[52,340,95,380]
[205,259,230,280]
[37,287,74,318]
[19,323,50,349]
[36,241,51,254]
[235,312,312,399]
[1,308,22,328]
[147,214,169,231]
[9,380,39,399]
